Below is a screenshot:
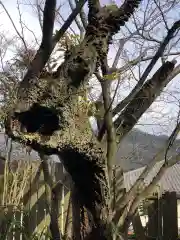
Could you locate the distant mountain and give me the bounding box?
[116,128,180,171]
[0,129,179,172]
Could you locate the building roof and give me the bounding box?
[123,161,180,195]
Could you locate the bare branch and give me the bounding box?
[0,1,28,52]
[153,0,169,30]
[114,61,176,142]
[113,20,180,117]
[88,0,100,22]
[75,0,88,29]
[68,0,85,39]
[21,21,40,46]
[100,62,117,179]
[41,0,56,52]
[164,119,180,162]
[116,51,180,76]
[17,0,87,104]
[114,121,180,227]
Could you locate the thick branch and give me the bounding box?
[88,0,100,23]
[114,61,176,142]
[113,20,180,116]
[41,0,56,51]
[100,65,117,179]
[75,0,88,29]
[13,0,142,114]
[105,0,141,42]
[68,0,84,38]
[112,39,127,69]
[95,32,139,134]
[98,20,180,141]
[17,0,87,107]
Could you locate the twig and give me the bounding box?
[68,0,84,39]
[75,0,87,29]
[113,20,180,117]
[0,1,28,52]
[18,0,87,93]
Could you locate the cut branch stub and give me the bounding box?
[115,61,176,142]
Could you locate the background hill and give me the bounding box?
[0,129,179,172]
[116,128,180,171]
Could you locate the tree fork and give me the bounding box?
[4,0,142,237]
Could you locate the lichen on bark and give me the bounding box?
[4,0,142,235]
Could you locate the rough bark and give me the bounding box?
[114,60,176,142]
[4,0,142,238]
[98,20,180,141]
[3,1,180,239]
[113,20,180,117]
[17,0,87,101]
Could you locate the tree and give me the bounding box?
[1,0,180,239]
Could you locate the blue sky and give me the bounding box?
[0,0,180,136]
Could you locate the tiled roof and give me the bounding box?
[123,161,180,194]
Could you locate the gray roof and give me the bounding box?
[123,161,180,195]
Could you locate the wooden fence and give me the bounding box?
[0,158,179,240]
[0,159,70,240]
[147,191,178,240]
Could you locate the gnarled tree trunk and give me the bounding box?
[5,0,180,239]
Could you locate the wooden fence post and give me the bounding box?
[162,191,178,240]
[147,198,162,240]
